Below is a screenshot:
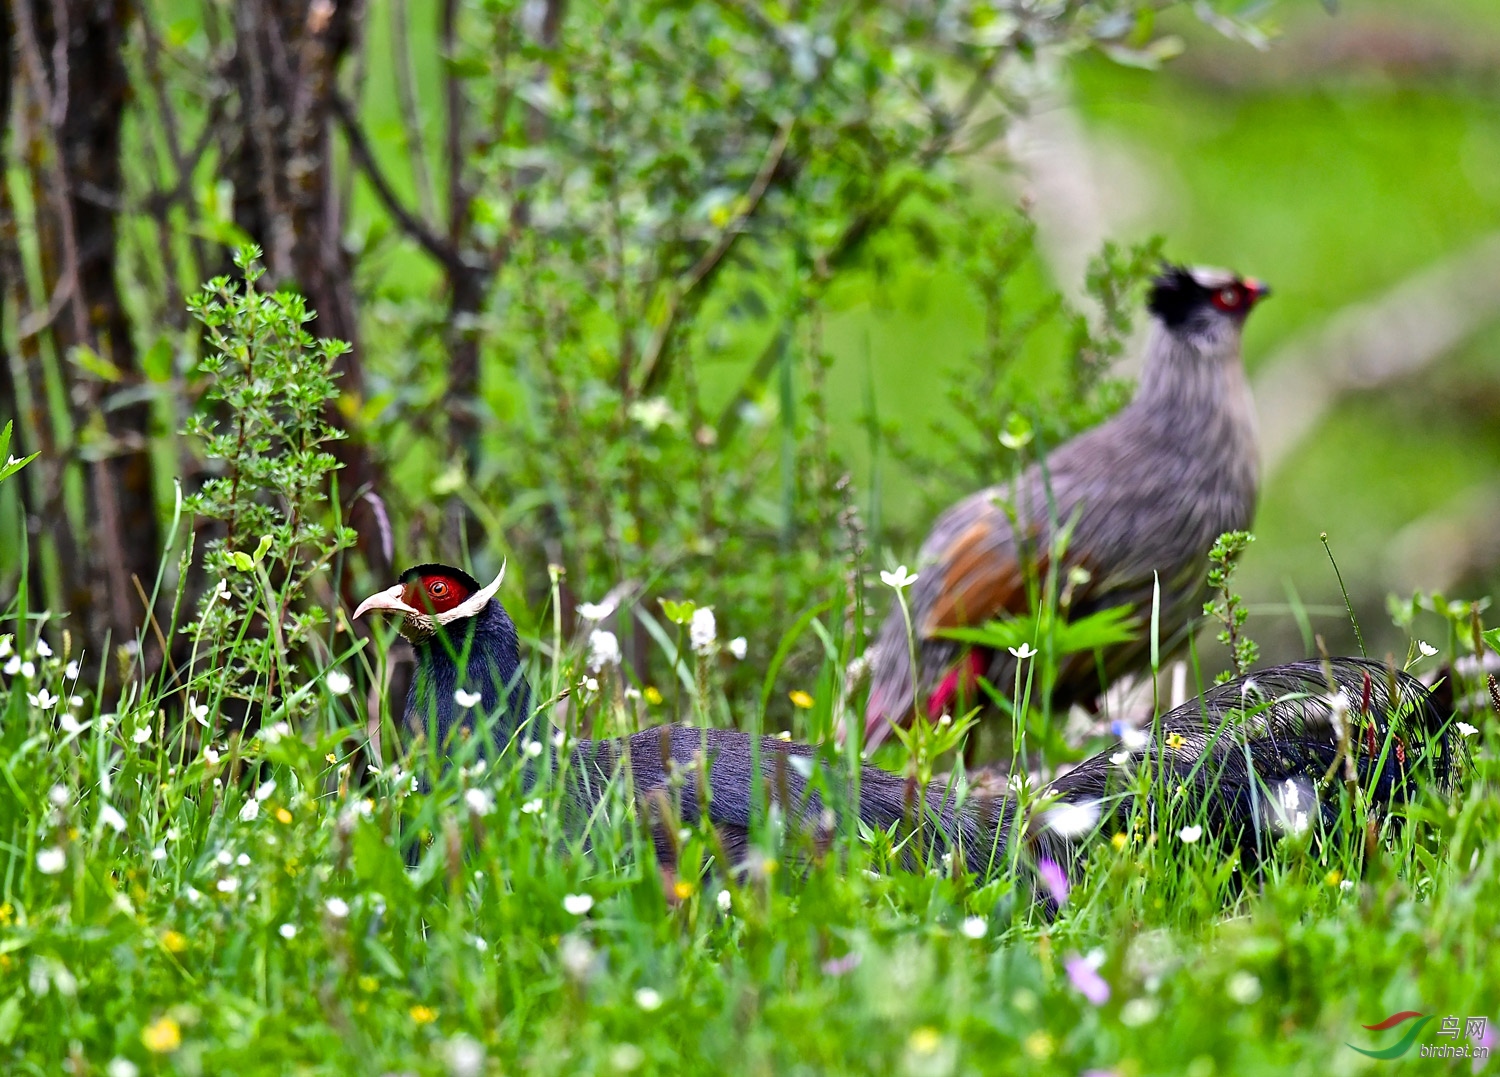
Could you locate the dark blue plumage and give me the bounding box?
[366,567,1453,887]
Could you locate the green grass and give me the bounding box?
[0,578,1494,1075]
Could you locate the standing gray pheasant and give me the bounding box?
[864,264,1270,749]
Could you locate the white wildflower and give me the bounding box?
[634,987,662,1011]
[260,721,291,743]
[0,635,10,658]
[131,723,152,745]
[100,804,127,834]
[236,853,251,867]
[562,893,594,915]
[325,896,350,919]
[215,850,233,866]
[628,397,680,431]
[36,847,66,875]
[255,780,276,801]
[524,740,543,758]
[1120,997,1160,1028]
[106,1058,139,1077]
[445,1034,486,1077]
[58,712,83,735]
[203,746,221,766]
[1226,971,1261,1005]
[880,565,918,590]
[48,784,69,808]
[1457,721,1478,738]
[583,676,599,693]
[716,889,732,913]
[151,847,167,862]
[325,669,352,696]
[586,629,622,670]
[521,798,544,815]
[1417,640,1439,658]
[3,656,19,676]
[728,636,747,660]
[577,599,617,622]
[690,607,717,655]
[28,689,57,709]
[1325,690,1350,738]
[961,916,988,939]
[216,876,238,894]
[64,660,79,680]
[68,695,83,708]
[279,923,297,940]
[464,788,495,815]
[1178,825,1203,844]
[239,799,260,822]
[214,578,231,600]
[454,688,482,709]
[1109,751,1131,767]
[1044,798,1101,838]
[188,696,210,726]
[35,638,52,658]
[1007,643,1038,661]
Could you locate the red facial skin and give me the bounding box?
[402,573,474,615]
[1209,278,1269,317]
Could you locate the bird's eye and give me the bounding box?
[429,580,448,596]
[1212,286,1242,311]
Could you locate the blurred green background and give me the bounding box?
[808,0,1500,665]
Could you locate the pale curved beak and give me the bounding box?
[353,583,420,620]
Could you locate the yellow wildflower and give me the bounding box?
[160,930,187,954]
[410,1004,437,1024]
[141,1015,182,1053]
[788,690,814,709]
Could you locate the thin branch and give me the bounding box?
[330,91,462,271]
[441,0,467,241]
[637,119,793,393]
[391,0,439,222]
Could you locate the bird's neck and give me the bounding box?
[1132,326,1258,472]
[408,606,533,754]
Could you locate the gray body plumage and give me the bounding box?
[867,288,1261,742]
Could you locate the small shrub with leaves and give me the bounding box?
[181,246,357,707]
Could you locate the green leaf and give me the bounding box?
[253,534,274,563]
[232,551,255,572]
[0,992,20,1046]
[142,337,175,383]
[1483,628,1500,655]
[936,605,1139,655]
[69,343,123,383]
[658,598,696,625]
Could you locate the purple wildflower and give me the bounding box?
[821,952,862,977]
[1037,858,1069,907]
[1065,952,1111,1006]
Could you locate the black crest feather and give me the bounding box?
[1147,263,1209,328]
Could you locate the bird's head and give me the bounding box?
[1147,264,1270,354]
[353,562,507,642]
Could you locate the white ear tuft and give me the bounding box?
[434,561,507,625]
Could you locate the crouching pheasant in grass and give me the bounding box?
[354,564,1454,887]
[865,265,1271,751]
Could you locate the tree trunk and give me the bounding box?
[17,0,161,649]
[221,0,388,577]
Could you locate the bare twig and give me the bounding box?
[637,119,794,393]
[330,92,462,271]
